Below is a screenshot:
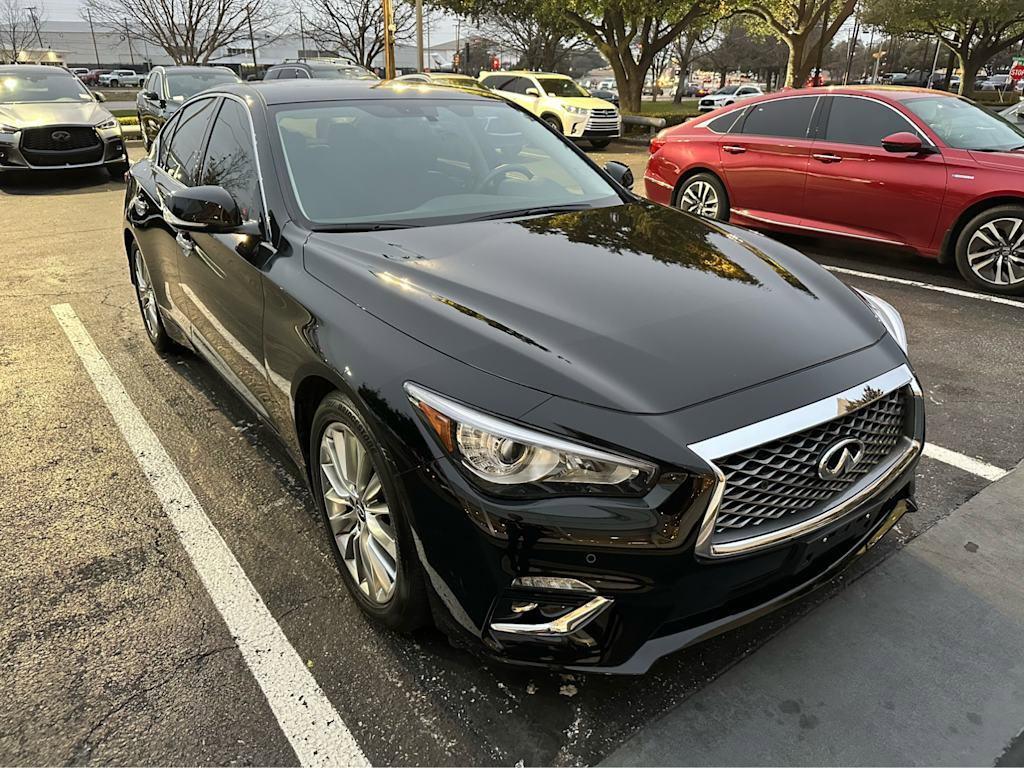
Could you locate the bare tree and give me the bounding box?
[473,1,587,72]
[81,0,279,65]
[0,0,43,63]
[305,0,415,69]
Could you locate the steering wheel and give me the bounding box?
[477,163,534,193]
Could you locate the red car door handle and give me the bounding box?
[812,153,842,163]
[723,145,746,154]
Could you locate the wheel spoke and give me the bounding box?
[968,246,1001,261]
[342,429,363,490]
[981,222,1005,245]
[362,472,383,504]
[362,528,396,600]
[365,506,397,560]
[324,488,357,535]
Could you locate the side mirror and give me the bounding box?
[163,185,260,234]
[881,131,924,153]
[603,160,634,190]
[525,87,540,97]
[142,90,160,101]
[92,91,106,103]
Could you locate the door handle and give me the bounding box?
[175,231,194,255]
[722,145,746,154]
[812,153,842,163]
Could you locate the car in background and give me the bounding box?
[980,74,1014,92]
[68,67,90,79]
[137,65,241,149]
[79,69,109,86]
[98,69,143,87]
[392,71,491,94]
[588,87,619,107]
[263,60,378,81]
[478,70,620,148]
[645,86,1024,295]
[1000,100,1023,121]
[698,84,763,112]
[123,79,922,673]
[0,65,127,176]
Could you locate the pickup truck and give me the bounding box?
[98,69,144,87]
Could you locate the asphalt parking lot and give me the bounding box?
[1,143,1021,766]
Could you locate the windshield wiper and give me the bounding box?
[460,203,597,223]
[317,222,416,232]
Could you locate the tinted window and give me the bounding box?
[263,69,279,80]
[162,97,217,185]
[706,109,744,133]
[166,69,239,100]
[825,96,919,146]
[150,72,164,97]
[503,77,533,95]
[741,97,815,139]
[536,78,587,98]
[200,100,261,220]
[483,76,515,91]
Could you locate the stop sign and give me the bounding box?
[1011,59,1024,81]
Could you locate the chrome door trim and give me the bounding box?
[732,209,907,247]
[689,364,921,558]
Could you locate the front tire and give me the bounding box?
[310,392,429,632]
[131,242,174,353]
[676,172,729,221]
[954,205,1024,295]
[590,139,611,149]
[542,114,563,134]
[139,114,151,151]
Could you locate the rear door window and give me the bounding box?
[741,97,816,139]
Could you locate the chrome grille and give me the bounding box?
[586,108,620,134]
[712,388,907,540]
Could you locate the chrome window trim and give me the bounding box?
[825,94,935,147]
[689,364,921,558]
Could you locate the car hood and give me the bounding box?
[968,149,1024,170]
[304,202,884,414]
[0,101,111,129]
[559,96,617,110]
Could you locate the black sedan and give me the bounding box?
[137,65,240,150]
[123,80,924,673]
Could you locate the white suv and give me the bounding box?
[479,71,620,149]
[698,84,764,112]
[98,69,144,87]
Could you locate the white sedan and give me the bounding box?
[698,84,764,112]
[98,69,144,87]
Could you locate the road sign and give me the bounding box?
[1010,57,1024,81]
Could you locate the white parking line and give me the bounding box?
[922,443,1008,482]
[51,304,370,768]
[824,265,1024,309]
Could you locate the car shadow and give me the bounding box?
[0,167,123,196]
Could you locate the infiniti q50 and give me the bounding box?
[123,80,924,673]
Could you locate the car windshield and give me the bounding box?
[167,70,240,100]
[903,96,1024,151]
[537,78,588,98]
[274,99,620,228]
[0,71,93,103]
[311,65,379,80]
[714,85,740,95]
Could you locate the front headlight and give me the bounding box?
[854,288,908,353]
[95,116,118,130]
[564,105,590,116]
[0,123,18,133]
[405,383,657,497]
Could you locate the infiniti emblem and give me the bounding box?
[50,130,72,143]
[817,438,866,481]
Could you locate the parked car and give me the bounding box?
[980,74,1014,92]
[646,86,1024,294]
[137,65,241,149]
[263,60,378,81]
[0,65,127,176]
[68,67,90,79]
[124,79,922,673]
[478,70,620,148]
[697,84,763,112]
[79,69,110,86]
[98,69,143,87]
[676,82,703,98]
[1000,100,1024,121]
[588,87,619,107]
[392,71,492,94]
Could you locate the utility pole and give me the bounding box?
[382,0,396,78]
[25,6,43,51]
[247,4,258,75]
[298,8,306,59]
[123,18,136,65]
[86,8,101,68]
[843,13,860,85]
[415,0,423,71]
[814,3,829,86]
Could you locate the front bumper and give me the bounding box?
[0,125,126,172]
[401,354,925,674]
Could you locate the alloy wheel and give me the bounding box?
[319,422,398,603]
[966,217,1024,286]
[134,249,160,340]
[679,180,720,218]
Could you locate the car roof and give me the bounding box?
[801,85,958,102]
[156,65,234,73]
[206,79,501,107]
[0,64,73,75]
[483,70,571,79]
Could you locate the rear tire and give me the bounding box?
[954,204,1024,295]
[310,392,430,632]
[675,172,729,221]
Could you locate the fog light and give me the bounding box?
[512,576,595,593]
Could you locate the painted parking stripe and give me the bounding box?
[51,304,369,768]
[922,443,1008,482]
[825,265,1024,309]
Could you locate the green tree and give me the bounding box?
[863,0,1024,96]
[735,0,858,86]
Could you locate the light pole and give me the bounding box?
[415,0,423,71]
[25,6,44,52]
[86,8,101,68]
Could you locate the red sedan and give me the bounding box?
[645,86,1024,295]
